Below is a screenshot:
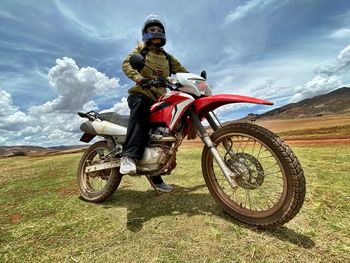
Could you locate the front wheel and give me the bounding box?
[77,141,122,203]
[202,123,305,229]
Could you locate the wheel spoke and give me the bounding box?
[251,141,257,156]
[264,163,279,171]
[256,155,274,160]
[236,136,244,152]
[245,189,252,210]
[256,183,277,208]
[208,130,288,215]
[257,147,269,159]
[264,170,281,176]
[242,138,251,153]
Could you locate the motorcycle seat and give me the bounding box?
[99,112,130,127]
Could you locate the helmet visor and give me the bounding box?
[146,25,164,33]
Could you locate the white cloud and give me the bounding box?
[30,57,120,114]
[313,45,350,76]
[82,100,98,112]
[0,110,84,146]
[212,44,350,118]
[251,79,288,99]
[289,44,350,102]
[54,0,107,40]
[327,28,350,39]
[337,45,350,70]
[0,90,34,132]
[314,44,350,75]
[214,103,259,122]
[211,53,322,95]
[53,0,135,41]
[225,0,282,23]
[289,75,341,102]
[100,97,130,115]
[0,111,34,131]
[313,62,338,77]
[0,58,123,146]
[0,90,18,116]
[0,136,7,145]
[0,9,20,21]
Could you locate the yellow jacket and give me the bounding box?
[122,43,187,101]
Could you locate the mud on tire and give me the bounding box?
[77,141,122,203]
[202,123,305,229]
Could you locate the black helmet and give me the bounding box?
[142,14,166,47]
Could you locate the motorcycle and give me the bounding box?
[76,54,305,229]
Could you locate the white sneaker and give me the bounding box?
[119,156,137,175]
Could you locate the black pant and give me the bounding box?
[122,93,164,185]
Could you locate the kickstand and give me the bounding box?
[145,175,161,196]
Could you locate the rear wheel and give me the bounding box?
[77,141,122,203]
[202,123,305,229]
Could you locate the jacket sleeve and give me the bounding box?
[169,54,188,74]
[121,48,143,82]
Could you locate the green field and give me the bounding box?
[1,145,350,262]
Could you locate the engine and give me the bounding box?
[137,146,169,172]
[136,126,177,172]
[150,126,171,137]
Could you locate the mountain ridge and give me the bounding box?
[246,87,350,120]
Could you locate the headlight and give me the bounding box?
[167,77,178,85]
[189,79,213,96]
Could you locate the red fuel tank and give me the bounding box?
[149,91,194,130]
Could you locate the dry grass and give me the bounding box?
[256,115,350,133]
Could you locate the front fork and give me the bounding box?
[188,109,238,188]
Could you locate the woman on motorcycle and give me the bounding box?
[120,14,188,192]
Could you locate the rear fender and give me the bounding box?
[80,133,96,143]
[193,94,273,117]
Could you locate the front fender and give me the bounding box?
[193,94,273,117]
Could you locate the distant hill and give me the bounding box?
[0,146,47,157]
[47,145,87,151]
[246,87,350,120]
[0,145,87,157]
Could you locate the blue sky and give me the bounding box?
[1,0,350,146]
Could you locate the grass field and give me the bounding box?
[1,143,350,262]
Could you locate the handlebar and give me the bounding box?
[141,77,178,90]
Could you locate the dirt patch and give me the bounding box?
[182,138,350,148]
[10,213,21,224]
[54,179,79,197]
[59,187,78,197]
[285,138,350,146]
[256,115,350,132]
[182,140,203,148]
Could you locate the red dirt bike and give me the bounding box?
[76,54,305,229]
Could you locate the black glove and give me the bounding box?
[157,77,167,87]
[137,78,150,89]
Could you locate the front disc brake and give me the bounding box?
[226,152,265,189]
